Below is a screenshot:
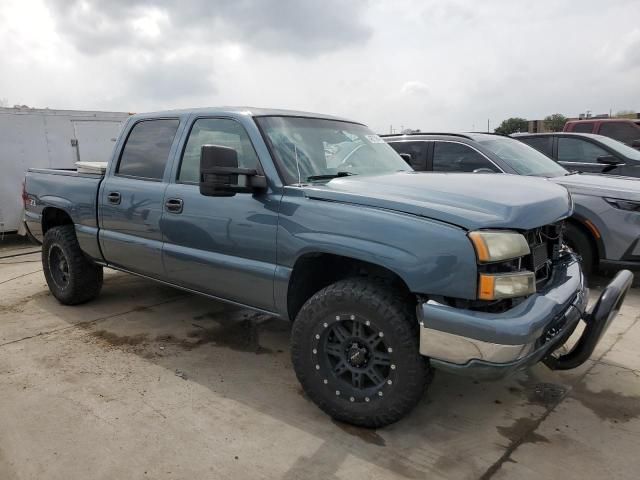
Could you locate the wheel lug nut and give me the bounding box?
[391,364,396,370]
[349,397,355,402]
[387,347,393,353]
[387,379,392,385]
[315,365,320,370]
[350,315,355,320]
[379,332,384,337]
[336,390,341,396]
[365,397,370,402]
[312,349,317,354]
[323,322,328,328]
[378,391,383,397]
[323,379,328,384]
[365,320,370,326]
[335,315,340,320]
[315,334,320,339]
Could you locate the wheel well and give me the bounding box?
[286,253,412,321]
[42,208,73,235]
[566,218,600,266]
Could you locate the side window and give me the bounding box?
[432,142,499,172]
[572,123,594,133]
[388,141,427,170]
[117,119,179,180]
[521,137,553,157]
[599,122,640,144]
[557,138,608,163]
[179,118,259,183]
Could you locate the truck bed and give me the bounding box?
[24,167,104,260]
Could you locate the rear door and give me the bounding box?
[99,118,181,278]
[160,116,279,311]
[556,136,610,174]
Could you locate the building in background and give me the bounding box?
[0,107,131,234]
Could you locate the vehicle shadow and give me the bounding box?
[32,271,597,479]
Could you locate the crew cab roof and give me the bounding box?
[129,106,359,124]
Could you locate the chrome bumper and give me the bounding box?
[417,256,591,375]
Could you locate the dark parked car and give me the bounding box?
[515,132,640,177]
[564,118,640,149]
[24,107,631,427]
[384,132,640,273]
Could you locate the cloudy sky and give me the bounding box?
[0,0,638,132]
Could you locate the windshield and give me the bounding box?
[256,116,411,184]
[469,134,568,177]
[591,135,640,160]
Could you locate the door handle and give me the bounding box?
[165,198,184,214]
[107,192,121,205]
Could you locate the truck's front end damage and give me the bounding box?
[418,221,633,378]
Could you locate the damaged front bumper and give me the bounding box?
[417,256,633,379]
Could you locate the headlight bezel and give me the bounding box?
[469,229,536,301]
[468,230,531,264]
[478,271,536,300]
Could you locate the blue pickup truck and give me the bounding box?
[24,107,632,427]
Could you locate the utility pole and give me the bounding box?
[487,119,490,133]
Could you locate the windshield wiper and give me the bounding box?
[307,171,357,181]
[564,170,580,176]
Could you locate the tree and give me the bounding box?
[544,113,568,132]
[615,109,637,119]
[494,117,528,135]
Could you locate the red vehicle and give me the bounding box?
[564,118,640,149]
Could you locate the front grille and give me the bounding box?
[523,221,564,287]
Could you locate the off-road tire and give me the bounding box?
[42,225,103,305]
[565,223,595,275]
[291,278,431,428]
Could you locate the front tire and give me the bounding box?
[291,278,431,428]
[42,225,103,305]
[565,223,595,275]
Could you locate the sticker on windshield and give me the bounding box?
[365,134,385,144]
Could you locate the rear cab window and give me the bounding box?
[117,119,180,180]
[572,123,594,133]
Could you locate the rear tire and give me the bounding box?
[564,223,595,275]
[291,278,431,428]
[42,225,103,305]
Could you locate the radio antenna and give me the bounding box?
[294,144,302,185]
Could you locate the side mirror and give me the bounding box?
[597,154,623,166]
[199,145,267,197]
[473,168,496,173]
[399,153,412,165]
[631,139,640,149]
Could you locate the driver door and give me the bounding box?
[160,117,279,312]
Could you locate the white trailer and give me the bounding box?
[0,107,130,233]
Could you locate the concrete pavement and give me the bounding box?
[1,236,639,480]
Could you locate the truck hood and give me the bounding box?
[303,172,571,230]
[551,173,640,201]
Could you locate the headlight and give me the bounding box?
[468,230,530,263]
[605,197,640,212]
[478,272,535,300]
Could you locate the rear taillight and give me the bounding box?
[22,180,28,207]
